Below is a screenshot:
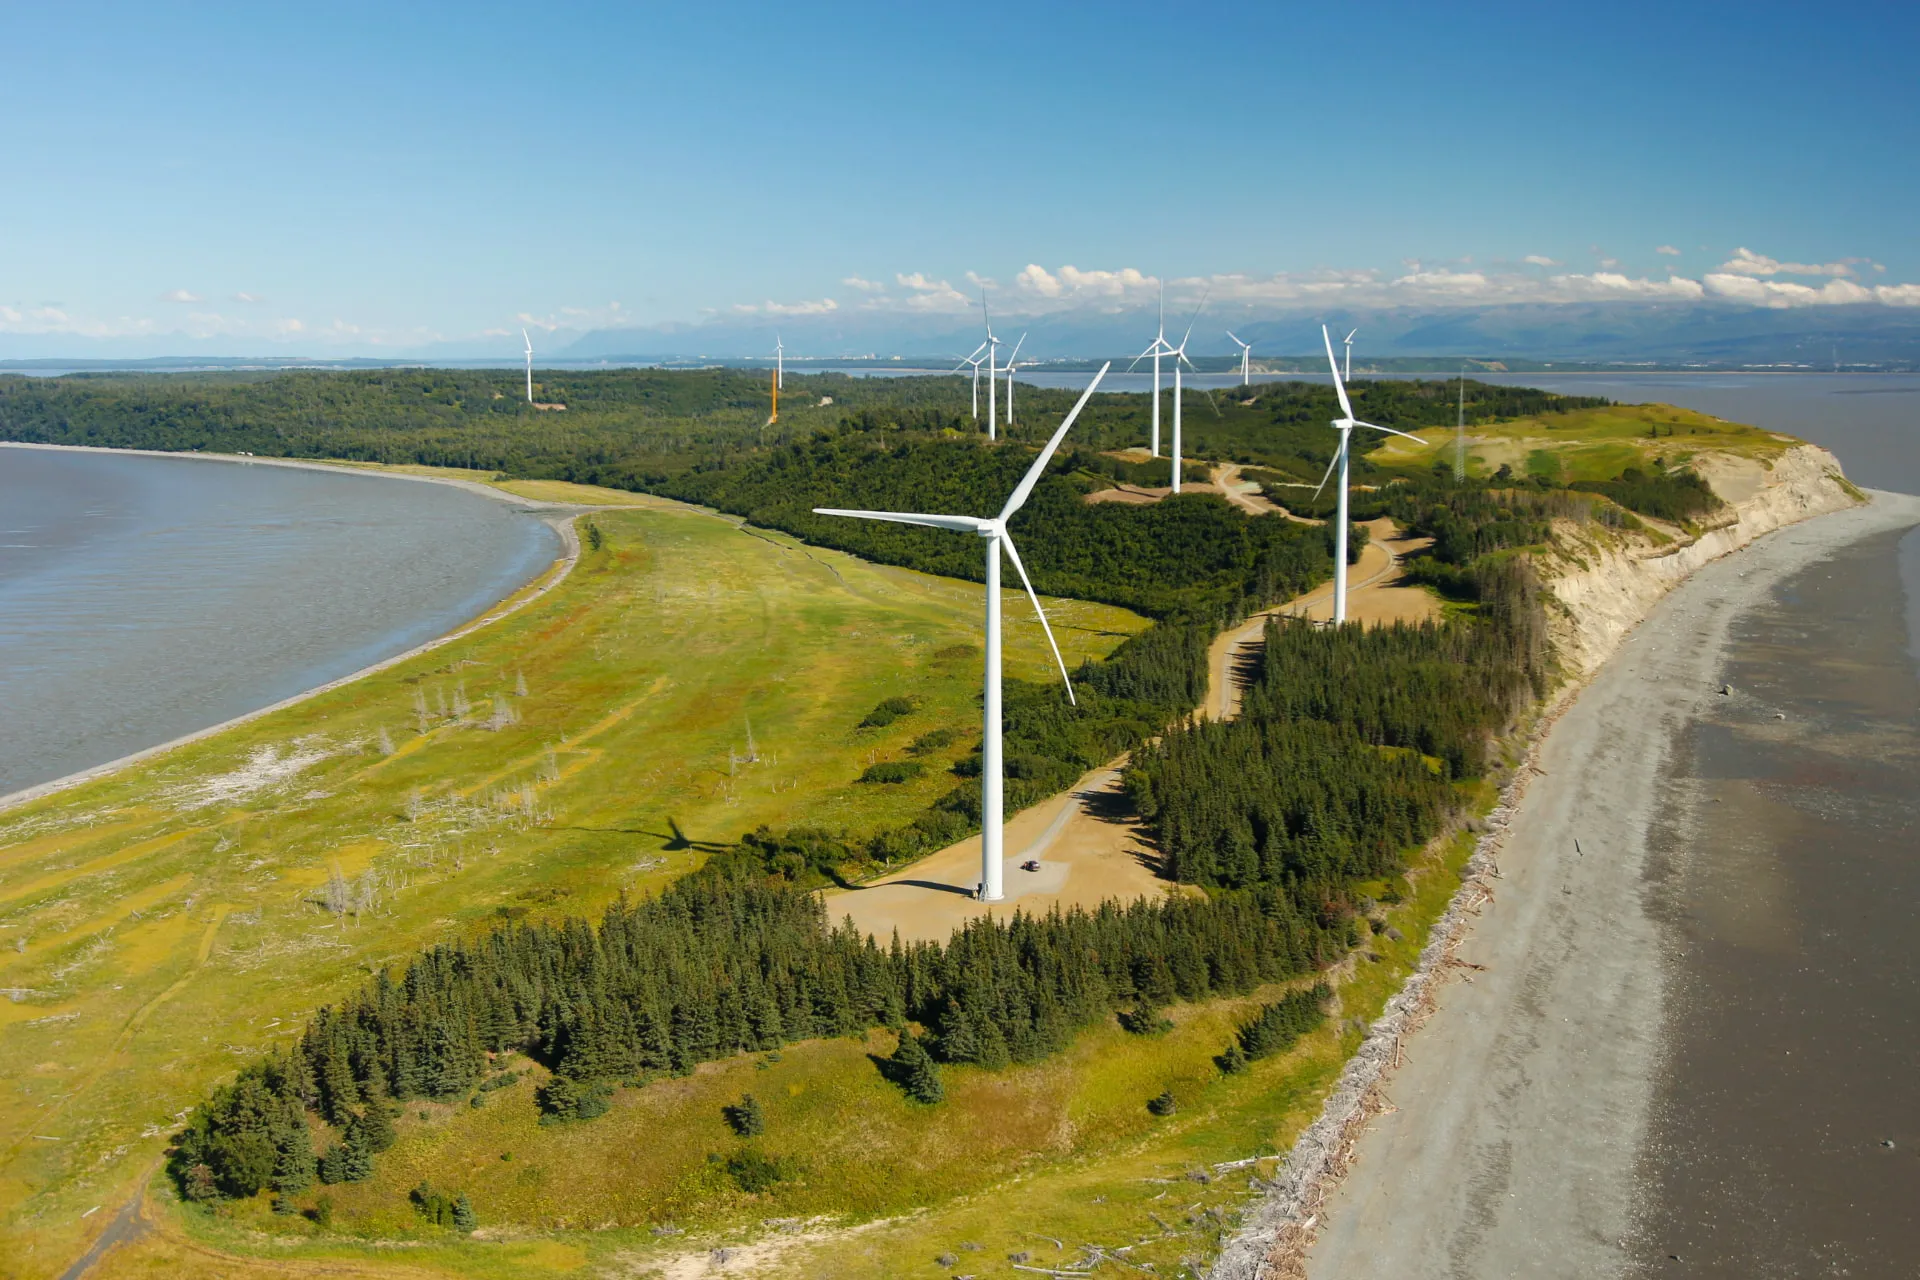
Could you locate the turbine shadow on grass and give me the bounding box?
[852,877,975,898]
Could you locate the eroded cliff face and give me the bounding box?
[1544,444,1860,679]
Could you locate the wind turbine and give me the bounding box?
[954,347,987,420]
[1002,332,1026,428]
[981,291,1003,441]
[1156,289,1209,494]
[1454,365,1467,481]
[522,329,534,404]
[1342,328,1357,381]
[1312,325,1425,625]
[1226,331,1252,386]
[1132,287,1176,457]
[775,333,785,390]
[814,364,1110,902]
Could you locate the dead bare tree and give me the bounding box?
[413,689,430,734]
[376,726,396,756]
[515,670,529,697]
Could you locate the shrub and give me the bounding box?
[537,1077,613,1125]
[723,1094,765,1137]
[858,760,925,784]
[886,1032,945,1104]
[1215,1042,1249,1075]
[410,1180,466,1229]
[859,696,918,729]
[1147,1090,1177,1116]
[907,728,959,755]
[720,1147,802,1194]
[1118,1003,1173,1037]
[1237,983,1332,1061]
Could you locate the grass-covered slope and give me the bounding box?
[0,490,1145,1277]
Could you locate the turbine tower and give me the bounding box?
[1133,287,1176,456]
[1155,289,1208,494]
[814,365,1110,902]
[1226,331,1252,386]
[776,333,785,390]
[1002,332,1026,428]
[954,346,988,419]
[981,291,1002,441]
[522,329,534,404]
[1454,365,1467,481]
[1312,325,1424,626]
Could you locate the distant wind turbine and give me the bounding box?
[1133,287,1207,493]
[1454,365,1467,481]
[776,333,785,389]
[954,348,987,419]
[1002,331,1026,428]
[1342,328,1357,382]
[814,364,1110,902]
[1133,287,1176,457]
[522,329,534,404]
[1226,330,1252,386]
[981,291,1003,441]
[1313,325,1425,625]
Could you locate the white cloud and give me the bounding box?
[1874,283,1920,306]
[233,291,263,303]
[1599,258,1620,269]
[1551,272,1706,300]
[1054,266,1156,298]
[841,276,886,293]
[1015,264,1062,297]
[731,297,839,317]
[1719,246,1858,278]
[515,302,626,332]
[1391,270,1490,291]
[160,289,202,303]
[1523,255,1560,267]
[1656,245,1681,256]
[892,273,971,312]
[1703,273,1875,307]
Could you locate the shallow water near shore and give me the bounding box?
[0,448,559,797]
[1632,523,1920,1274]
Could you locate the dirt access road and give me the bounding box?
[828,518,1440,943]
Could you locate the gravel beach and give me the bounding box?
[1301,490,1920,1279]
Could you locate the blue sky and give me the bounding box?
[4,0,1917,354]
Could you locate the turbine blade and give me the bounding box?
[1126,341,1158,372]
[1322,325,1354,420]
[1007,332,1026,364]
[1311,445,1342,500]
[1344,328,1358,344]
[1178,284,1211,349]
[999,363,1110,521]
[1000,534,1076,704]
[811,508,988,533]
[1353,419,1428,443]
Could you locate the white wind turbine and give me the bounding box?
[1132,288,1207,493]
[981,292,1003,440]
[815,364,1110,902]
[1133,287,1176,457]
[1226,331,1252,386]
[1002,331,1026,428]
[522,328,534,404]
[775,333,785,389]
[1312,324,1425,625]
[1342,328,1357,381]
[954,348,987,419]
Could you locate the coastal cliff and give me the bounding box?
[1544,443,1860,678]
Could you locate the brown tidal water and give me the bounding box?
[1631,526,1920,1276]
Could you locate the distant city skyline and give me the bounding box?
[5,0,1917,357]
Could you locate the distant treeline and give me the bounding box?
[0,366,1606,490]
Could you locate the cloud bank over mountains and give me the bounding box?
[6,247,1920,363]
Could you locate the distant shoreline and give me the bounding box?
[0,444,595,815]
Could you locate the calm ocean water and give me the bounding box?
[0,449,559,797]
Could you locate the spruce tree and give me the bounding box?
[340,1118,373,1182]
[724,1094,765,1137]
[891,1032,943,1104]
[452,1193,477,1233]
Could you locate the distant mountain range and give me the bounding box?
[6,302,1919,371]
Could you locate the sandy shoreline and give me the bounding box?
[1239,489,1920,1279]
[0,443,596,815]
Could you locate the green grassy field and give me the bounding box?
[0,483,1146,1279]
[1367,401,1794,481]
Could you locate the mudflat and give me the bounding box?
[1303,491,1920,1279]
